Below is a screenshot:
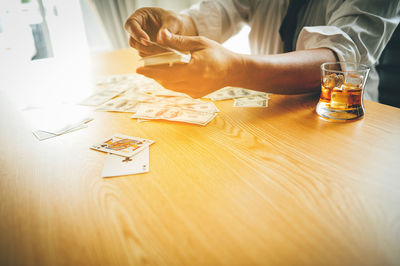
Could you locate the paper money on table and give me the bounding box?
[80,74,150,106]
[83,73,187,107]
[80,82,130,106]
[233,95,269,108]
[131,103,217,126]
[87,73,219,125]
[112,74,187,98]
[148,97,219,113]
[95,96,140,112]
[203,86,269,101]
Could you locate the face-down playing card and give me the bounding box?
[90,134,154,157]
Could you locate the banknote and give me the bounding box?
[233,96,269,108]
[90,73,219,125]
[80,83,129,106]
[95,96,140,112]
[203,86,269,101]
[131,103,216,126]
[233,94,269,107]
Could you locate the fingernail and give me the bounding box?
[164,29,172,38]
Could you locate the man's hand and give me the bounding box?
[124,7,197,57]
[125,8,338,97]
[136,30,244,99]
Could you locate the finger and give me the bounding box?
[124,18,150,46]
[129,37,167,56]
[139,51,153,57]
[159,29,206,51]
[156,16,181,42]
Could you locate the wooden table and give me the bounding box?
[1,49,399,265]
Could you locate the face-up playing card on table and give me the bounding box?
[101,147,149,178]
[90,134,154,157]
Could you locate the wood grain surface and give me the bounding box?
[0,49,399,265]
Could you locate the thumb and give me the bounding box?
[158,29,205,51]
[157,18,180,41]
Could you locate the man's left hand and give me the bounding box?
[136,29,243,98]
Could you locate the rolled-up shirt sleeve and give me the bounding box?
[296,0,400,66]
[183,0,255,43]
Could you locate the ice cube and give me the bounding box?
[341,83,359,91]
[345,73,363,86]
[323,74,344,88]
[323,74,337,88]
[331,91,349,109]
[337,74,344,87]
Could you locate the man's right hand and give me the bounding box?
[124,7,198,57]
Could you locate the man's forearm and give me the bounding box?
[230,48,338,94]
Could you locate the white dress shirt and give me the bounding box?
[184,0,400,101]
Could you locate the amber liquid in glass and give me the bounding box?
[316,79,364,120]
[316,63,368,121]
[320,83,362,110]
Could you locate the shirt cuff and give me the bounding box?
[296,26,360,64]
[181,1,223,43]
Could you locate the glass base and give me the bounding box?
[316,101,364,122]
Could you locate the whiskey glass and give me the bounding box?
[316,62,370,121]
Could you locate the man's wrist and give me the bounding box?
[226,54,256,89]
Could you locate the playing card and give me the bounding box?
[140,40,191,66]
[141,52,191,67]
[27,104,93,138]
[38,116,93,135]
[90,134,154,157]
[101,147,149,178]
[33,124,88,141]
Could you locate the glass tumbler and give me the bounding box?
[316,62,370,121]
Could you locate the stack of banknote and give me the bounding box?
[81,74,219,126]
[203,86,269,107]
[81,74,269,126]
